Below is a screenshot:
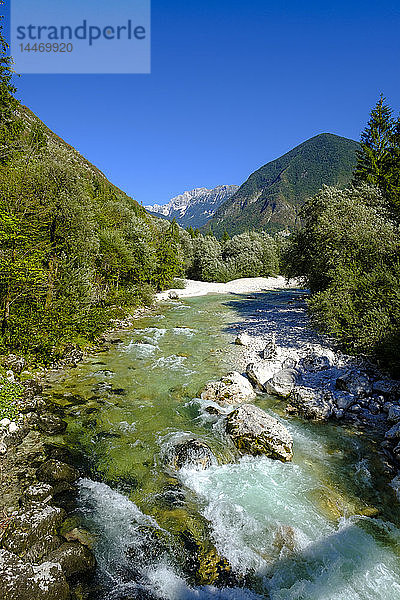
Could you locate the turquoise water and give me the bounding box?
[47,292,400,600]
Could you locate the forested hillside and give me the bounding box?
[205,133,359,236]
[0,30,186,364]
[0,29,282,366]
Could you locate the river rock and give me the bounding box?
[300,349,335,371]
[46,542,95,578]
[37,413,68,435]
[388,405,400,423]
[168,291,179,300]
[22,483,54,505]
[37,459,79,484]
[3,354,26,374]
[22,379,43,401]
[287,386,334,421]
[265,368,300,398]
[0,550,70,600]
[2,505,65,557]
[235,332,252,346]
[262,335,277,359]
[373,379,400,397]
[336,370,372,397]
[201,371,255,406]
[225,403,293,461]
[246,361,281,391]
[334,391,355,411]
[172,439,215,470]
[385,422,400,440]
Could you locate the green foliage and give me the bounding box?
[282,184,400,373]
[0,31,185,364]
[0,377,23,420]
[185,230,279,283]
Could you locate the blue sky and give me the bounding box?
[4,0,400,205]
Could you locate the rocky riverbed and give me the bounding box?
[3,281,400,600]
[202,289,400,495]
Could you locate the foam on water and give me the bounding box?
[178,458,400,599]
[172,327,197,336]
[77,478,262,600]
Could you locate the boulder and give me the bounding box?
[334,391,355,411]
[168,291,179,300]
[201,372,255,406]
[265,368,300,398]
[37,413,68,435]
[225,403,293,462]
[300,350,335,371]
[388,405,400,423]
[336,370,372,397]
[171,439,215,470]
[287,386,334,421]
[22,483,54,505]
[3,354,26,374]
[0,550,69,600]
[234,332,252,347]
[262,335,277,359]
[37,459,79,484]
[385,422,400,440]
[373,379,400,398]
[246,361,281,391]
[2,505,65,557]
[46,542,95,578]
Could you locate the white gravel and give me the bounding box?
[156,277,300,301]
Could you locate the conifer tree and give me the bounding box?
[353,95,394,194]
[0,10,23,164]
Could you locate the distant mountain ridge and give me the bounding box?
[146,184,239,228]
[204,133,360,236]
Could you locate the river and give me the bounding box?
[45,290,400,600]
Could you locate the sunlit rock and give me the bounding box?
[226,403,293,461]
[287,386,334,421]
[201,371,255,406]
[265,368,300,398]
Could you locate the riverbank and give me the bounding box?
[156,276,300,300]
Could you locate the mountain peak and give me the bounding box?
[146,184,239,228]
[203,133,359,236]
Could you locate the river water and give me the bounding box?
[46,291,400,600]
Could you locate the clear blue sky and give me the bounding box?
[4,0,400,205]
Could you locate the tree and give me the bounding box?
[353,95,400,213]
[0,10,24,164]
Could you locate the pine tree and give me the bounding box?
[0,9,24,164]
[353,95,394,193]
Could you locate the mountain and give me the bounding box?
[18,104,144,210]
[146,185,239,228]
[204,133,360,236]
